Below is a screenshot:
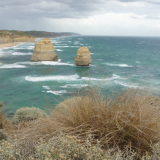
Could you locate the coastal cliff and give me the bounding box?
[75,46,91,66]
[31,38,58,61]
[0,30,35,44]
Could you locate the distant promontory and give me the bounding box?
[0,30,80,44]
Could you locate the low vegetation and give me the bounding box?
[1,87,160,159]
[12,107,47,124]
[0,30,34,38]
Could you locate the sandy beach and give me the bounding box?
[0,42,25,49]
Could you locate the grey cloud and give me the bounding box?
[0,0,160,20]
[0,0,160,32]
[118,0,160,4]
[0,0,108,19]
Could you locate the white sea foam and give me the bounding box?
[61,84,89,88]
[104,63,133,67]
[81,74,126,81]
[0,49,4,57]
[115,81,138,89]
[18,61,42,65]
[54,46,69,48]
[56,49,63,52]
[25,74,80,82]
[18,60,74,66]
[41,61,75,66]
[47,90,67,95]
[54,46,79,48]
[136,61,140,63]
[90,53,94,55]
[0,64,26,68]
[43,86,50,90]
[12,52,32,56]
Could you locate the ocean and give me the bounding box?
[0,36,160,117]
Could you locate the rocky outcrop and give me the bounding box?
[75,46,91,66]
[31,38,58,62]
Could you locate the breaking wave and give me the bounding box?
[104,63,133,67]
[25,74,80,82]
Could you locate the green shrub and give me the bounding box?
[12,107,47,124]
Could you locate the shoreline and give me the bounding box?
[0,42,30,49]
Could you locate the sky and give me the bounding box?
[0,0,160,36]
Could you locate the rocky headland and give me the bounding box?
[75,46,91,66]
[0,30,35,44]
[31,38,58,61]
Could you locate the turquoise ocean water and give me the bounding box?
[0,36,160,117]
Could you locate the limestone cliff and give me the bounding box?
[0,37,12,44]
[0,30,35,44]
[31,38,58,61]
[75,46,91,66]
[13,36,35,42]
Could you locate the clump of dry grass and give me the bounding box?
[9,88,160,158]
[51,88,160,154]
[0,103,12,130]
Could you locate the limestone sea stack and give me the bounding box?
[75,46,91,66]
[31,38,58,61]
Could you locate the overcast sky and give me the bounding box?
[0,0,160,36]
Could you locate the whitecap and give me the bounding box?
[136,61,140,63]
[18,61,42,65]
[18,60,74,66]
[25,74,80,82]
[115,81,138,89]
[61,84,89,88]
[54,46,79,48]
[43,86,50,90]
[47,90,67,95]
[90,53,94,55]
[41,61,75,66]
[104,63,133,67]
[0,49,4,57]
[54,46,69,48]
[12,52,32,56]
[0,64,26,68]
[81,74,126,81]
[56,49,63,52]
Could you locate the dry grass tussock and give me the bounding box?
[10,87,160,157]
[0,102,13,130]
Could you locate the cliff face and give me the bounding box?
[0,37,12,44]
[0,30,35,44]
[31,38,58,62]
[24,31,80,37]
[75,46,91,66]
[13,37,35,42]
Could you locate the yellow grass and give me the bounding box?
[8,87,160,158]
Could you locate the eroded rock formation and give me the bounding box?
[31,38,58,62]
[75,46,91,66]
